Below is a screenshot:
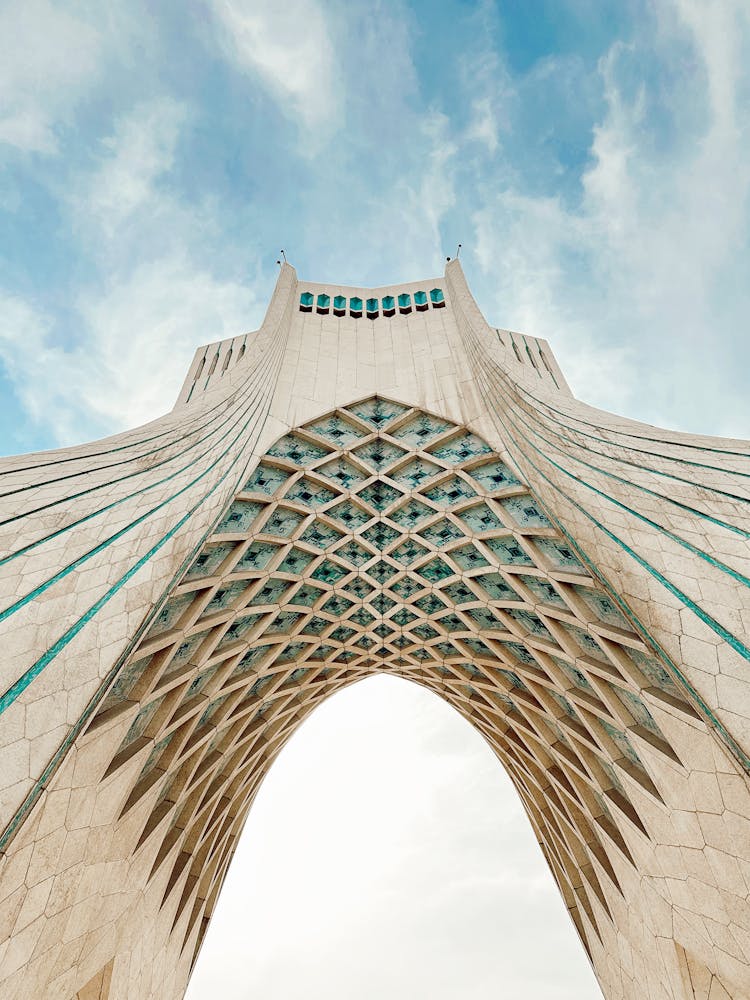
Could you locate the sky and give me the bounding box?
[2,0,750,997]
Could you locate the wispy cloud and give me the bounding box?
[208,0,341,135]
[0,0,102,154]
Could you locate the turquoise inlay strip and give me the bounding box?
[0,345,275,565]
[509,385,750,506]
[503,397,750,589]
[506,396,750,540]
[0,348,281,628]
[0,339,286,715]
[458,324,750,772]
[513,378,750,470]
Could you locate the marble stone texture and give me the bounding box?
[0,261,749,1000]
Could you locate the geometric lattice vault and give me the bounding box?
[1,261,749,1000]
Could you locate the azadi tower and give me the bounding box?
[0,260,749,1000]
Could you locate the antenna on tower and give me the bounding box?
[456,243,462,258]
[280,249,287,263]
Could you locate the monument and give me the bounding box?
[0,260,749,999]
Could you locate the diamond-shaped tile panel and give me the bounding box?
[335,540,373,568]
[599,718,644,767]
[465,607,502,631]
[330,625,356,643]
[497,641,537,667]
[390,413,453,447]
[290,583,325,607]
[185,542,236,581]
[391,539,428,566]
[374,623,394,639]
[146,594,196,642]
[412,622,439,641]
[267,434,330,465]
[499,495,552,530]
[346,397,409,428]
[437,612,463,631]
[322,594,355,616]
[475,572,522,603]
[535,538,585,573]
[352,440,408,472]
[362,522,400,550]
[350,607,375,627]
[206,581,248,613]
[521,576,567,608]
[428,431,493,463]
[469,459,520,493]
[388,497,434,528]
[243,463,291,496]
[234,644,274,674]
[236,541,280,572]
[343,577,375,600]
[311,559,348,584]
[301,616,329,637]
[441,581,475,605]
[629,648,683,700]
[505,608,554,641]
[262,507,305,539]
[419,518,464,546]
[561,623,607,661]
[286,477,337,508]
[423,475,476,506]
[414,593,447,615]
[306,413,364,447]
[266,611,304,635]
[317,457,368,490]
[392,607,418,626]
[369,560,398,584]
[390,576,422,600]
[573,585,629,630]
[216,500,265,534]
[611,685,663,737]
[277,547,316,574]
[299,520,344,550]
[456,503,503,534]
[327,499,372,530]
[418,558,454,583]
[449,543,490,570]
[389,458,441,489]
[484,535,534,566]
[276,641,312,664]
[553,655,594,692]
[249,577,293,606]
[358,481,403,512]
[370,593,396,614]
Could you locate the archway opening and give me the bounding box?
[183,675,602,1000]
[93,396,693,987]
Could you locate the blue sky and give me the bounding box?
[2,3,750,997]
[2,0,750,458]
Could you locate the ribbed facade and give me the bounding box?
[0,262,749,999]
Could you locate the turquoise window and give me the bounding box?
[316,293,330,311]
[382,295,395,313]
[430,287,445,304]
[300,291,313,309]
[414,290,428,309]
[333,295,346,314]
[366,297,379,315]
[350,296,363,313]
[398,292,411,311]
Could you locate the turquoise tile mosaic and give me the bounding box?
[484,535,534,566]
[346,397,408,427]
[358,481,403,511]
[243,463,291,496]
[307,414,364,447]
[352,440,408,472]
[261,507,305,539]
[423,475,476,506]
[285,477,337,508]
[216,500,264,534]
[390,413,452,447]
[429,431,492,463]
[317,457,367,489]
[475,572,521,602]
[267,434,330,465]
[469,460,520,493]
[390,458,441,489]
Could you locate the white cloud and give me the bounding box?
[208,0,340,132]
[82,98,187,235]
[469,1,750,436]
[0,0,102,154]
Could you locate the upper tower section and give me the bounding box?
[174,260,571,408]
